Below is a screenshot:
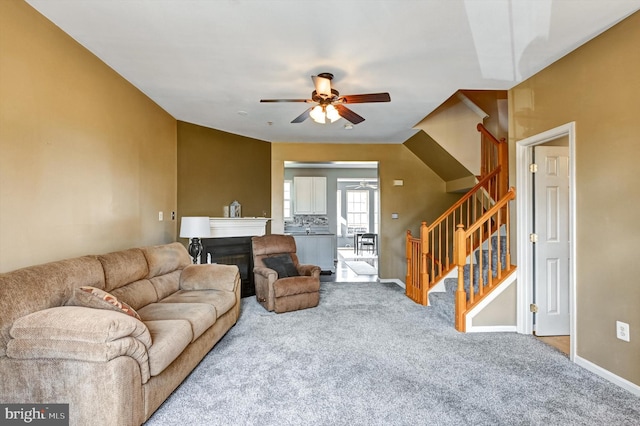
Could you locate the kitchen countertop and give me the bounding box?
[285,232,335,236]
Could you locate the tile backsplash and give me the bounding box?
[284,215,330,233]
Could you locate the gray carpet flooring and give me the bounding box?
[144,282,639,425]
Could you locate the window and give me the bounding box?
[346,190,369,234]
[283,180,292,219]
[336,189,342,237]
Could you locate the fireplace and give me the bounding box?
[201,237,255,298]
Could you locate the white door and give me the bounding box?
[534,145,570,336]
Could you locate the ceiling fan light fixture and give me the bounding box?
[325,104,341,123]
[310,105,325,123]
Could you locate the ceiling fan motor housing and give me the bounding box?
[312,89,340,104]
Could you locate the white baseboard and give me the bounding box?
[466,325,517,333]
[379,278,405,289]
[574,355,640,396]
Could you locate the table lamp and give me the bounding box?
[179,216,211,263]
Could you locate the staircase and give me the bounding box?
[428,234,508,325]
[405,123,516,332]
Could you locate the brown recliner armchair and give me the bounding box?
[251,234,321,313]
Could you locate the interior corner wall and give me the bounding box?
[509,11,640,386]
[271,143,461,280]
[413,97,482,176]
[176,121,272,224]
[0,0,178,272]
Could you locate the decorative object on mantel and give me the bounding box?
[209,217,271,238]
[229,200,242,218]
[179,216,212,263]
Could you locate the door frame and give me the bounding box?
[515,122,576,361]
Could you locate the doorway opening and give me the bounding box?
[516,122,576,361]
[283,161,379,282]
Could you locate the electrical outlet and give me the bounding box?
[616,321,630,342]
[158,211,164,221]
[171,211,176,220]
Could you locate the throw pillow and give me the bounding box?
[67,286,142,320]
[262,254,299,278]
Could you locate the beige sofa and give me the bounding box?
[0,242,240,426]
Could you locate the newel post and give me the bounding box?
[419,222,429,301]
[454,224,467,332]
[405,230,413,299]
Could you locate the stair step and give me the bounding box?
[427,290,455,324]
[426,234,509,326]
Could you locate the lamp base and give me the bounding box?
[188,237,203,264]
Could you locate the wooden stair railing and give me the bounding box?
[454,187,516,332]
[478,123,508,199]
[405,123,509,307]
[405,168,502,305]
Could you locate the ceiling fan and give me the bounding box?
[260,72,390,125]
[346,181,378,190]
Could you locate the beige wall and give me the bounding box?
[0,0,177,272]
[271,143,461,279]
[414,96,482,176]
[177,121,272,221]
[509,11,640,385]
[472,282,517,327]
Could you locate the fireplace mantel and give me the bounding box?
[209,217,270,238]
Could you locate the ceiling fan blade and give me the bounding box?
[312,75,332,97]
[335,104,365,124]
[291,107,312,123]
[340,93,391,104]
[260,99,310,103]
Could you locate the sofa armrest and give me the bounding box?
[179,264,240,292]
[6,306,151,382]
[253,265,277,281]
[297,264,321,278]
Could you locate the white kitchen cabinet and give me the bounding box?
[293,176,327,214]
[293,234,335,272]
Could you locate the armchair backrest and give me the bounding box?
[251,234,300,268]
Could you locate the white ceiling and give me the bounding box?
[26,0,640,144]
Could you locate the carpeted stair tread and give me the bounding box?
[427,288,455,324]
[428,235,509,323]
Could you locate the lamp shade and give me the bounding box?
[179,216,211,238]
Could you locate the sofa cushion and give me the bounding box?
[109,279,158,311]
[137,303,215,341]
[262,254,300,278]
[98,248,149,292]
[149,270,181,301]
[66,286,141,321]
[160,289,236,319]
[141,243,191,279]
[145,320,192,377]
[273,276,321,298]
[180,264,239,291]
